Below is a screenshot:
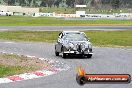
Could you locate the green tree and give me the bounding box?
[54,0,62,7]
[45,0,54,8]
[66,0,75,7]
[75,0,85,5]
[111,0,120,9]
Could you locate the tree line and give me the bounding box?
[0,0,132,9]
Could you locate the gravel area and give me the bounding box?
[0,53,51,73]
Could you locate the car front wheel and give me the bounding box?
[55,51,59,56]
[62,53,66,58]
[86,54,92,58]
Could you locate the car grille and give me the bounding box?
[76,44,83,52]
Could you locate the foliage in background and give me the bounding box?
[0,0,132,9]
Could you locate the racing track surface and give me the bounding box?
[0,26,132,31]
[0,41,132,88]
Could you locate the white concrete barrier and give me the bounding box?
[32,13,53,17]
[32,12,132,20]
[0,11,13,16]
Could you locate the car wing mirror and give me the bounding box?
[87,38,90,41]
[88,38,90,40]
[87,38,90,40]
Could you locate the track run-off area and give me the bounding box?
[0,26,132,31]
[0,26,132,88]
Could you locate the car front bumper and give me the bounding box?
[63,50,93,55]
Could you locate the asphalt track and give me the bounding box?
[0,26,132,31]
[0,26,132,88]
[0,41,132,88]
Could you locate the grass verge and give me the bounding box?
[0,30,131,47]
[0,65,30,78]
[0,53,50,77]
[0,16,132,26]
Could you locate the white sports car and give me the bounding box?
[55,31,93,58]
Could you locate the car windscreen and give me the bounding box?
[63,33,87,41]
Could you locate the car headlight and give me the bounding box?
[69,43,74,48]
[88,44,92,49]
[80,43,85,50]
[85,42,92,48]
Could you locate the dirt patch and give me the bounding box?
[0,53,52,72]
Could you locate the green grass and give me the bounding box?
[0,31,59,42]
[0,54,35,77]
[0,16,132,26]
[0,65,32,78]
[0,30,132,47]
[85,30,132,46]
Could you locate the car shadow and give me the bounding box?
[59,54,91,59]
